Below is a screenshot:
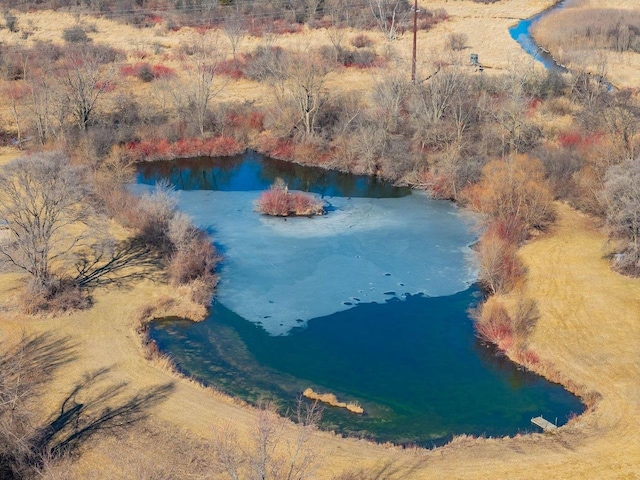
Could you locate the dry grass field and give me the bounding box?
[0,0,557,104]
[0,146,19,166]
[531,0,640,88]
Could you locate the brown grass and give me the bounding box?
[0,146,20,166]
[531,0,640,88]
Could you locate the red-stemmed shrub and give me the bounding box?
[472,299,514,352]
[120,62,176,81]
[256,179,324,217]
[215,59,245,79]
[125,136,243,162]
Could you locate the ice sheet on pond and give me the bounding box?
[132,186,478,335]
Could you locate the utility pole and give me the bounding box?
[411,0,418,84]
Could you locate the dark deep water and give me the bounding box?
[139,152,584,446]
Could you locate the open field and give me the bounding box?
[1,203,639,478]
[0,0,557,104]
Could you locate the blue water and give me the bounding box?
[509,0,569,71]
[138,152,584,445]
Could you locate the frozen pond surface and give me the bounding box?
[163,189,476,335]
[136,153,477,335]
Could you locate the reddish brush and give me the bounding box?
[257,189,291,216]
[256,183,324,217]
[473,301,514,351]
[215,59,244,79]
[126,137,243,162]
[151,64,176,79]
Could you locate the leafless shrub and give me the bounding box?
[475,225,526,295]
[212,398,322,480]
[471,298,514,351]
[351,33,374,49]
[463,155,555,241]
[447,33,467,51]
[601,157,640,275]
[167,235,219,286]
[62,25,90,44]
[3,10,17,32]
[19,279,92,315]
[511,298,539,340]
[136,181,178,250]
[256,179,325,217]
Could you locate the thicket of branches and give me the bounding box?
[532,8,640,57]
[0,0,447,37]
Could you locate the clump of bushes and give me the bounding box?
[351,34,374,49]
[62,25,91,43]
[256,178,324,217]
[471,297,539,357]
[129,182,220,306]
[120,62,176,81]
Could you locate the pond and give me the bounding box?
[137,151,583,446]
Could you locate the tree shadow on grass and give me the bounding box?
[0,333,174,478]
[73,237,165,289]
[337,455,431,480]
[36,367,174,458]
[0,332,78,393]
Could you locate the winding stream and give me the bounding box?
[137,152,583,446]
[509,0,569,71]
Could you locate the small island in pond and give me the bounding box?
[256,178,325,217]
[303,388,364,414]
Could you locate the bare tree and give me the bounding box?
[172,33,225,136]
[602,157,640,274]
[481,70,541,156]
[288,53,329,137]
[368,0,407,41]
[57,45,117,131]
[0,82,27,148]
[0,152,92,293]
[372,71,410,133]
[24,53,63,145]
[223,14,247,65]
[264,49,329,138]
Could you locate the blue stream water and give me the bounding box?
[509,0,569,71]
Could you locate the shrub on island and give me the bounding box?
[256,179,324,217]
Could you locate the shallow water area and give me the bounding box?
[137,152,584,444]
